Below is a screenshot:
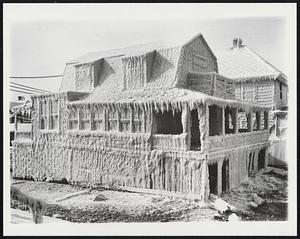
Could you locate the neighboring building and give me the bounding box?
[216,38,288,127]
[12,33,270,201]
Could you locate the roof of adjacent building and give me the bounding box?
[215,45,287,83]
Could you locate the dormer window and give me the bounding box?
[122,51,156,90]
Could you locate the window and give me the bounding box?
[120,107,131,132]
[49,100,59,130]
[18,96,25,101]
[132,107,143,133]
[154,109,182,135]
[209,105,223,136]
[69,108,79,130]
[107,110,118,131]
[279,82,283,100]
[40,100,48,130]
[91,109,104,131]
[79,108,91,130]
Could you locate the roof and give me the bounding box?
[69,87,270,113]
[68,41,169,65]
[67,33,217,65]
[215,46,287,83]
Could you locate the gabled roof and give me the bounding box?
[215,46,287,83]
[68,41,168,65]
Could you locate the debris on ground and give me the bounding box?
[11,166,287,222]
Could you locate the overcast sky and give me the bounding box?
[4,3,295,90]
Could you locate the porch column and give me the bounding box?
[256,111,261,130]
[247,113,253,132]
[181,104,191,150]
[222,107,225,135]
[264,148,269,168]
[217,160,222,196]
[198,105,208,153]
[264,111,269,130]
[233,108,238,133]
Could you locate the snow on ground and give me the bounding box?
[11,208,71,224]
[10,166,287,223]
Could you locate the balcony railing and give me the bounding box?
[206,130,269,152]
[152,133,189,151]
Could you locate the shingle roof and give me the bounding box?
[215,46,287,83]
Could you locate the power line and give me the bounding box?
[10,89,40,95]
[10,81,51,93]
[10,85,47,94]
[10,75,62,79]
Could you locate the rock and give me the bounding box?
[53,214,64,219]
[228,213,240,221]
[252,193,265,205]
[209,194,218,201]
[212,198,235,213]
[247,201,258,208]
[93,194,107,201]
[45,177,53,182]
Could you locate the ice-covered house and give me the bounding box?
[12,33,270,201]
[216,38,288,126]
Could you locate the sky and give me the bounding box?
[4,4,295,92]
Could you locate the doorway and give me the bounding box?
[208,163,218,195]
[191,109,201,150]
[222,159,229,193]
[258,149,266,170]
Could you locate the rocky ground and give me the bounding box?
[11,166,288,223]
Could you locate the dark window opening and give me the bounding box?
[208,163,218,195]
[225,107,235,134]
[190,109,201,150]
[155,110,183,134]
[209,105,223,136]
[248,152,255,176]
[279,82,283,100]
[18,96,25,101]
[258,149,266,170]
[10,132,14,146]
[222,159,229,193]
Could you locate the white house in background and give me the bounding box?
[215,38,288,111]
[215,38,288,167]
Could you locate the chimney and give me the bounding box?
[233,38,238,48]
[232,37,243,48]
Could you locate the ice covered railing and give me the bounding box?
[152,133,189,151]
[206,130,269,153]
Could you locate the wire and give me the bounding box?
[10,85,48,94]
[10,81,51,93]
[9,89,38,95]
[10,75,62,79]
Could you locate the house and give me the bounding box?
[216,38,288,127]
[12,33,270,201]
